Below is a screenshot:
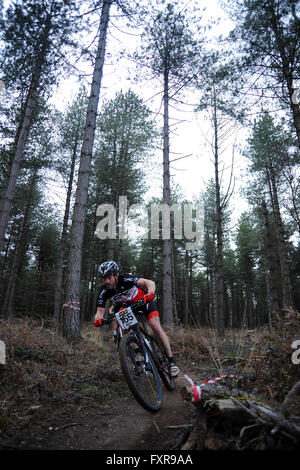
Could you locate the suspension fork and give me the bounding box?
[131,324,152,367]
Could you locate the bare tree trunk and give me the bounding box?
[210,240,218,329]
[259,232,273,333]
[117,239,123,267]
[162,66,173,325]
[63,0,112,341]
[267,165,293,310]
[261,199,281,319]
[106,238,115,259]
[171,240,178,325]
[81,218,97,323]
[283,165,300,234]
[245,279,254,329]
[54,141,77,331]
[189,253,193,320]
[213,89,225,338]
[230,283,234,329]
[2,170,37,316]
[184,250,190,325]
[0,70,40,251]
[0,15,52,251]
[288,75,300,149]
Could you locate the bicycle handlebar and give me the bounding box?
[103,294,157,325]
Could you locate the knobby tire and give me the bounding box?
[120,333,162,413]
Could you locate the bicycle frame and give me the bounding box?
[104,292,174,390]
[109,297,149,342]
[115,309,155,371]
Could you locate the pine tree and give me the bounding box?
[63,0,112,341]
[244,112,294,310]
[92,89,158,259]
[135,1,203,325]
[235,212,258,329]
[52,88,88,330]
[227,0,300,147]
[77,89,158,322]
[196,64,242,337]
[1,104,56,316]
[0,0,81,250]
[200,180,231,332]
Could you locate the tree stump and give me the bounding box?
[179,379,300,450]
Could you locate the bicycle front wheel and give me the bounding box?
[120,333,162,412]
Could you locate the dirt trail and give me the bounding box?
[4,326,203,451]
[37,374,195,451]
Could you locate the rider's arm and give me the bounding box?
[137,278,155,294]
[94,307,105,320]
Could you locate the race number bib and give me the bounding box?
[116,306,138,329]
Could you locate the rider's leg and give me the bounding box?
[145,301,179,376]
[148,316,180,377]
[147,315,173,358]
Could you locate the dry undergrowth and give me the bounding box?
[167,316,300,403]
[0,314,299,449]
[0,317,127,448]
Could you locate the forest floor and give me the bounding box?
[0,315,300,452]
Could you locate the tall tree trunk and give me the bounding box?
[106,239,115,259]
[184,250,190,325]
[117,239,123,267]
[230,283,234,329]
[210,239,218,329]
[287,72,300,149]
[171,240,178,325]
[162,66,173,325]
[259,232,273,333]
[0,17,51,251]
[0,70,40,251]
[81,213,98,322]
[245,279,254,329]
[189,253,193,319]
[261,199,281,316]
[2,170,37,316]
[63,0,112,341]
[54,141,77,331]
[267,164,293,309]
[284,166,300,235]
[213,88,225,338]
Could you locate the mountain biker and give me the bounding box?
[94,260,180,378]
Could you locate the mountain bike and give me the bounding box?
[102,290,175,413]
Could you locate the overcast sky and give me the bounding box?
[48,1,249,220]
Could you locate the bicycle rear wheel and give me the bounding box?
[120,333,162,412]
[149,335,175,391]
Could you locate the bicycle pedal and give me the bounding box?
[170,364,180,377]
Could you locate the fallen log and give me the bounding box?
[280,380,300,421]
[179,378,300,450]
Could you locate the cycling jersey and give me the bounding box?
[97,274,141,308]
[97,273,159,320]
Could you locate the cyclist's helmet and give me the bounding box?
[99,261,119,277]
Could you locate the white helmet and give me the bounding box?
[99,261,119,277]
